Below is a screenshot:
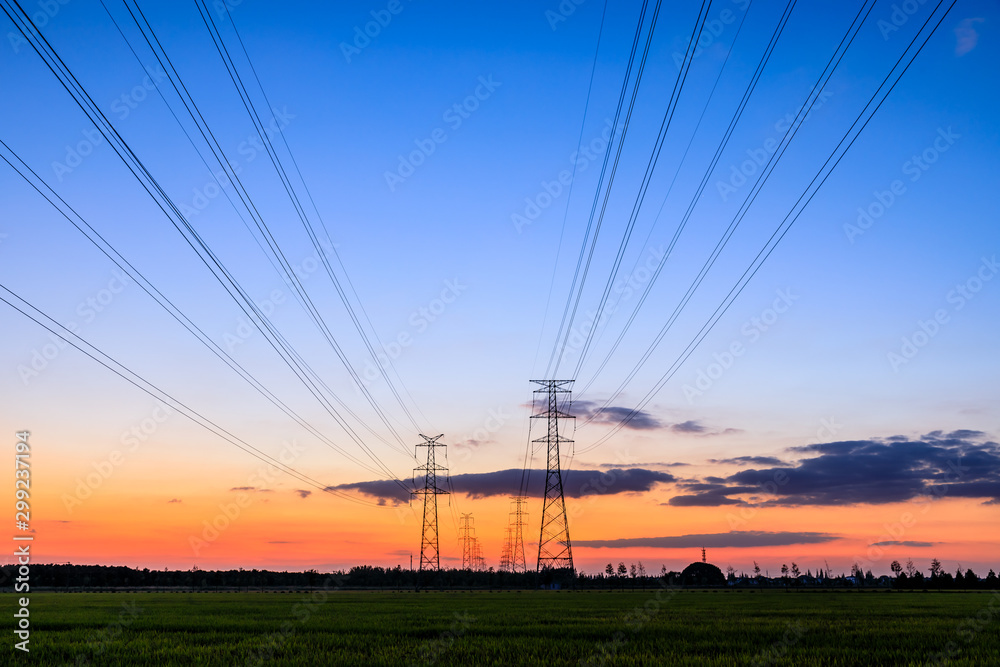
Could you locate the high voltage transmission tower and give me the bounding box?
[499,526,514,572]
[459,513,476,570]
[531,380,574,572]
[412,434,448,572]
[509,496,529,573]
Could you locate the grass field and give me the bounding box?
[5,589,999,665]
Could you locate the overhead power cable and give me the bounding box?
[0,283,382,507]
[578,0,952,453]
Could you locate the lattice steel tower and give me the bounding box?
[499,526,514,571]
[459,513,476,570]
[510,495,528,573]
[531,380,574,572]
[412,434,448,571]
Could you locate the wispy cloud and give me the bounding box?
[575,530,839,549]
[954,17,984,56]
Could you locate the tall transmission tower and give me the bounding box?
[412,434,448,572]
[510,496,528,573]
[531,380,575,572]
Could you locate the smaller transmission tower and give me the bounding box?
[459,513,475,570]
[510,496,528,573]
[412,434,448,572]
[499,526,513,571]
[472,538,485,571]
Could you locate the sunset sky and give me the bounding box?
[1,0,998,577]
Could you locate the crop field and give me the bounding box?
[5,589,999,665]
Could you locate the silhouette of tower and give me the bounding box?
[459,513,475,570]
[531,380,574,572]
[412,434,448,571]
[499,526,513,571]
[511,496,528,573]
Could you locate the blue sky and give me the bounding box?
[1,0,997,571]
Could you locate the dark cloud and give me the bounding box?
[869,541,934,547]
[295,490,312,499]
[669,435,1000,507]
[331,467,675,505]
[575,531,839,549]
[708,456,791,467]
[671,420,706,434]
[572,401,663,430]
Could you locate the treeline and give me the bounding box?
[2,562,996,591]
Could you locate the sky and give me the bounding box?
[1,0,998,577]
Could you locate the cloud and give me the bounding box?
[295,490,312,499]
[869,540,934,547]
[954,17,984,56]
[669,420,743,437]
[575,530,839,549]
[229,486,273,493]
[331,467,676,505]
[572,401,663,430]
[671,420,706,434]
[167,498,182,504]
[668,434,1000,507]
[708,456,791,466]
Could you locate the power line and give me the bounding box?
[574,0,756,394]
[0,282,381,507]
[578,0,952,453]
[530,0,609,378]
[580,0,863,425]
[569,0,712,380]
[0,138,407,485]
[543,0,654,379]
[106,0,415,453]
[2,0,412,486]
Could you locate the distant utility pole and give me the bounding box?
[412,434,449,572]
[531,380,574,572]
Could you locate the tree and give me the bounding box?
[890,560,902,578]
[637,561,646,589]
[629,563,637,590]
[905,558,916,578]
[781,564,789,581]
[726,565,735,581]
[753,561,761,579]
[791,563,800,579]
[617,562,627,589]
[964,569,977,587]
[606,563,614,577]
[929,558,943,579]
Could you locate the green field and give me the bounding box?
[5,589,999,665]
